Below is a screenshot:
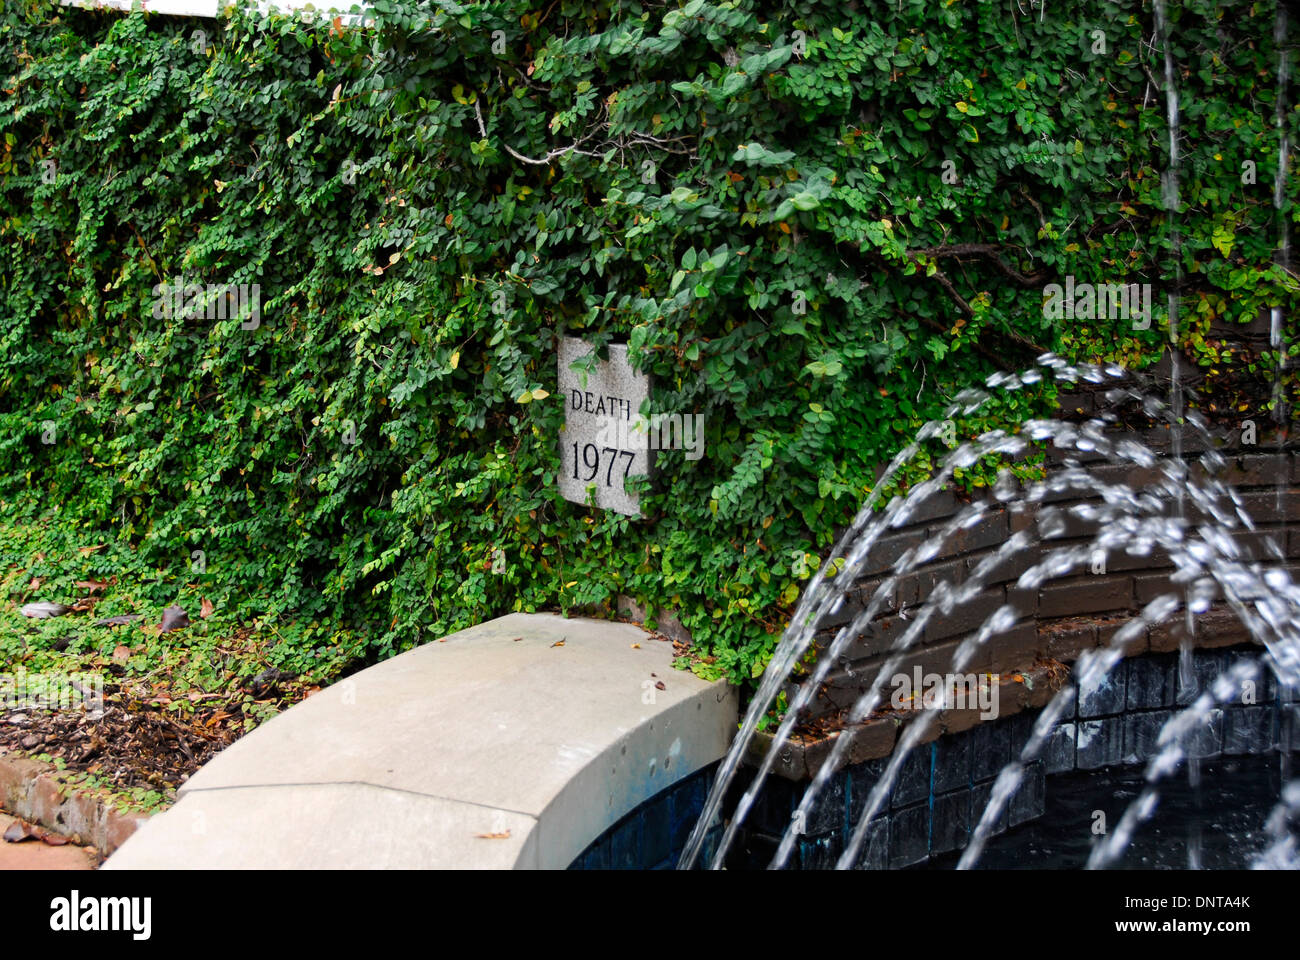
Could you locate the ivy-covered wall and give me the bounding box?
[1,0,1294,685]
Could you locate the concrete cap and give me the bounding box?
[105,613,736,869]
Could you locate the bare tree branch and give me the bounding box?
[908,243,1050,287]
[473,99,697,166]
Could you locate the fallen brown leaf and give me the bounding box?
[551,640,565,648]
[94,614,142,627]
[111,645,131,662]
[655,681,666,691]
[158,605,190,633]
[78,544,106,556]
[75,580,108,593]
[474,830,511,839]
[199,597,215,620]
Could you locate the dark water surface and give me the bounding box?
[926,753,1296,869]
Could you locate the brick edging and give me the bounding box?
[748,659,1065,781]
[0,749,156,856]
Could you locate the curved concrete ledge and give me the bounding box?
[105,613,737,869]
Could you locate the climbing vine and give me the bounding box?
[1,0,1295,685]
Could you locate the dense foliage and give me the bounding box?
[1,0,1295,686]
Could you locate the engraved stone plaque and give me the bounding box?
[557,337,652,516]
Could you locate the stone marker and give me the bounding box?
[557,337,651,516]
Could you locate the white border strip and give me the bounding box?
[59,0,373,22]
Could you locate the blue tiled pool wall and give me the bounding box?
[731,645,1299,869]
[569,646,1296,869]
[568,761,722,869]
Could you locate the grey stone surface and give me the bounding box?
[1126,655,1176,711]
[1044,722,1077,774]
[1223,649,1276,704]
[851,815,889,870]
[971,720,1010,782]
[558,337,652,516]
[1186,707,1224,759]
[930,789,970,855]
[1279,706,1300,749]
[111,783,540,869]
[891,747,931,808]
[932,732,971,793]
[801,772,847,835]
[747,774,798,836]
[971,780,1008,835]
[64,0,220,18]
[1076,717,1124,769]
[1121,710,1171,765]
[1078,664,1126,718]
[888,802,930,868]
[846,757,888,823]
[1007,709,1038,759]
[1223,705,1273,756]
[106,613,737,869]
[1008,761,1044,827]
[1178,650,1229,703]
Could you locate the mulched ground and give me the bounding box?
[0,685,245,793]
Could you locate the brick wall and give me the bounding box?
[790,421,1298,741]
[736,647,1298,870]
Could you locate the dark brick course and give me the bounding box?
[1038,575,1134,618]
[727,649,1296,870]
